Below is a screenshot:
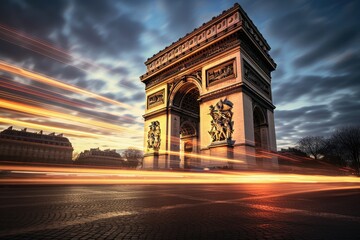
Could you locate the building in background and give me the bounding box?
[74,148,124,167]
[0,126,73,164]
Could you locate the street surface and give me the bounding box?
[1,183,360,240]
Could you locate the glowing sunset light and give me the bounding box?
[0,61,143,115]
[0,117,105,138]
[1,164,360,185]
[0,98,140,133]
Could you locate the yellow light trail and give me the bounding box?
[0,97,267,165]
[0,117,104,139]
[0,61,143,116]
[0,77,92,108]
[1,165,360,185]
[0,89,140,127]
[0,99,140,134]
[156,149,246,164]
[0,24,142,91]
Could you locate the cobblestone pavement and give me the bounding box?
[0,183,360,240]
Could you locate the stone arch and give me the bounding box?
[180,120,197,137]
[169,75,202,108]
[253,105,269,150]
[253,105,267,127]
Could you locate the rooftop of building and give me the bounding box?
[0,126,71,144]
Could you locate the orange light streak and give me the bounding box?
[1,165,360,185]
[0,89,141,127]
[0,78,92,108]
[0,99,139,133]
[0,117,104,138]
[156,149,246,164]
[0,24,141,91]
[0,61,143,115]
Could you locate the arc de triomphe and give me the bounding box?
[140,3,277,169]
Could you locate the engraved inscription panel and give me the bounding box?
[147,89,164,109]
[206,59,236,86]
[243,61,271,99]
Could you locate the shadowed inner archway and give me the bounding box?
[172,82,200,168]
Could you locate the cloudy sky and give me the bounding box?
[0,0,359,153]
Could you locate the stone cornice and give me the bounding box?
[242,82,275,110]
[141,3,275,81]
[143,32,241,88]
[142,107,167,120]
[198,82,243,103]
[198,82,275,110]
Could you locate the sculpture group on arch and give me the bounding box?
[208,99,234,143]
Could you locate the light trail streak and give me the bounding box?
[0,78,92,108]
[157,149,246,164]
[0,99,140,134]
[0,117,104,138]
[1,165,360,185]
[0,96,288,166]
[0,96,271,165]
[0,89,141,126]
[0,23,108,73]
[0,61,143,115]
[0,24,142,92]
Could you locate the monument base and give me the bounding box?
[143,152,168,169]
[200,140,234,169]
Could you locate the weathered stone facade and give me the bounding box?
[140,3,278,169]
[0,126,73,164]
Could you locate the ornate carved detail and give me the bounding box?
[144,8,240,73]
[199,82,242,102]
[243,21,270,55]
[243,61,271,99]
[147,90,164,109]
[189,69,202,81]
[241,39,271,76]
[147,121,161,151]
[208,99,234,142]
[206,60,235,86]
[144,32,240,89]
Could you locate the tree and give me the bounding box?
[122,147,144,168]
[322,137,348,167]
[331,126,360,174]
[296,136,326,160]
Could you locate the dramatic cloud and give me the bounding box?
[0,0,359,151]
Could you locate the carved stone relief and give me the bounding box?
[208,98,234,142]
[145,10,240,73]
[147,89,164,109]
[147,121,161,151]
[206,60,235,86]
[243,61,271,98]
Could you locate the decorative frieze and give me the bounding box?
[147,121,161,151]
[144,33,240,89]
[243,61,271,99]
[206,59,236,86]
[147,89,164,109]
[208,99,234,143]
[145,10,240,73]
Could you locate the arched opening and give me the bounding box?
[180,121,198,169]
[253,106,266,148]
[171,80,200,169]
[253,106,269,167]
